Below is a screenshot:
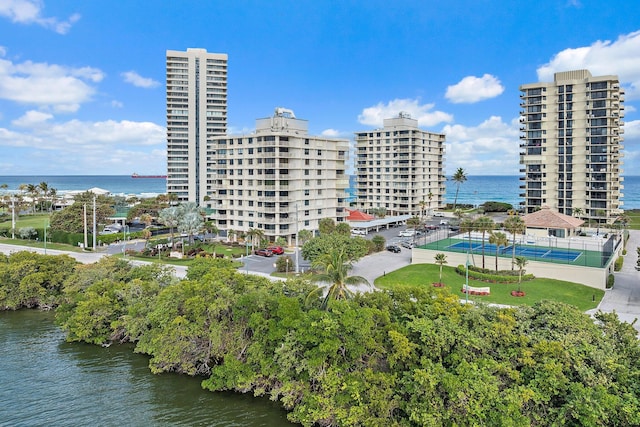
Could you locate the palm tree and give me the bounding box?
[434,253,447,284]
[515,256,528,293]
[573,207,583,218]
[158,206,180,242]
[38,182,49,212]
[451,168,467,211]
[306,248,369,309]
[406,215,421,230]
[23,183,38,214]
[418,199,427,219]
[488,231,508,272]
[227,229,236,243]
[427,191,434,217]
[459,217,476,265]
[474,216,495,269]
[503,215,526,270]
[298,229,313,246]
[246,228,265,251]
[139,213,153,229]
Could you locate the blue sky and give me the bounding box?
[0,0,638,176]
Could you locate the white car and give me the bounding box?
[398,229,416,237]
[433,212,445,217]
[439,220,449,225]
[351,228,367,235]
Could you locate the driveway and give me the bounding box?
[594,229,640,332]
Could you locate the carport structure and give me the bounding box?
[346,209,412,235]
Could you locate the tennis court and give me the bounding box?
[445,240,583,263]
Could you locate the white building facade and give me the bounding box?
[519,70,624,222]
[355,113,446,217]
[166,48,228,203]
[205,108,350,243]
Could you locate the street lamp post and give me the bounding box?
[245,241,250,274]
[11,195,15,239]
[122,224,129,257]
[44,219,49,255]
[465,251,470,304]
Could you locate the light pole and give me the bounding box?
[245,241,250,274]
[295,203,299,274]
[286,257,289,275]
[465,251,470,304]
[122,224,129,257]
[44,219,49,255]
[11,195,15,239]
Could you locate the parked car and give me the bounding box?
[266,246,284,255]
[400,241,414,249]
[433,212,445,217]
[425,224,438,230]
[386,244,401,253]
[398,229,416,237]
[351,228,367,235]
[254,248,273,257]
[439,220,449,225]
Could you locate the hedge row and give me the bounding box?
[0,227,145,249]
[456,264,535,283]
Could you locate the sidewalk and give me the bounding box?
[592,229,640,332]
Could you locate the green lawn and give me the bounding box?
[0,236,86,252]
[0,213,50,228]
[375,263,604,311]
[626,209,640,231]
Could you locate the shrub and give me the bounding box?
[482,201,513,213]
[18,227,37,239]
[275,255,295,273]
[371,235,386,252]
[607,274,615,289]
[456,265,534,283]
[614,256,623,271]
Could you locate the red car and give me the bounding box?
[266,246,284,255]
[254,248,273,257]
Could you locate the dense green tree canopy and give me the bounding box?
[301,233,368,264]
[4,252,640,426]
[49,193,115,233]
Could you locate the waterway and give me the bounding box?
[0,310,294,427]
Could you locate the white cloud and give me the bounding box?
[441,116,521,175]
[625,105,636,113]
[12,110,53,127]
[0,57,104,110]
[111,100,124,108]
[537,30,640,99]
[0,118,167,174]
[321,128,340,137]
[358,98,453,127]
[0,118,165,148]
[445,74,505,104]
[121,71,160,88]
[0,0,80,34]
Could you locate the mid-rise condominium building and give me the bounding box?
[519,70,624,222]
[354,113,446,217]
[166,48,228,203]
[205,108,349,243]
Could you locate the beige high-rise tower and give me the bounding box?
[166,48,228,203]
[205,108,349,243]
[355,113,446,217]
[519,70,624,224]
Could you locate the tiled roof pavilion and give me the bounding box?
[522,207,585,229]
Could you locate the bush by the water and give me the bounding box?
[3,252,640,426]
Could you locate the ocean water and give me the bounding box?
[0,175,166,198]
[2,175,639,210]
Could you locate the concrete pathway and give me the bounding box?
[592,229,640,332]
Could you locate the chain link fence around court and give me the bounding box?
[415,229,620,268]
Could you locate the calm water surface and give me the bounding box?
[0,310,294,427]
